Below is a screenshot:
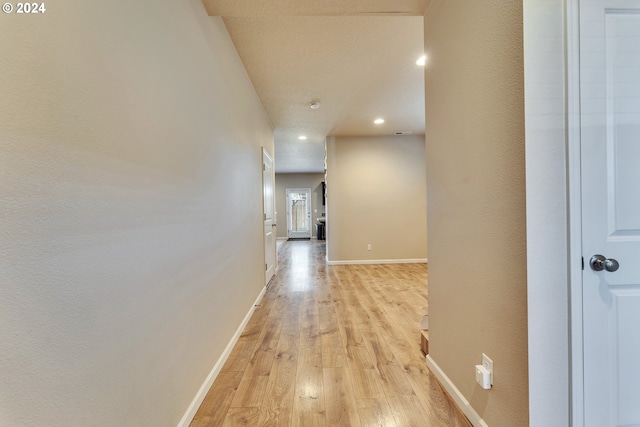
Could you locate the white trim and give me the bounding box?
[426,355,488,427]
[567,0,583,424]
[263,148,276,286]
[326,258,427,266]
[276,237,288,241]
[177,286,267,427]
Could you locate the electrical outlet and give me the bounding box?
[367,244,372,251]
[482,353,493,385]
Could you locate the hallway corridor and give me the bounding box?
[191,240,470,427]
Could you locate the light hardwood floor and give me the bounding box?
[191,240,471,427]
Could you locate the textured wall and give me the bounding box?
[423,1,528,425]
[275,173,326,238]
[326,135,427,263]
[0,2,273,426]
[523,0,570,425]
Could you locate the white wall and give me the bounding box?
[0,2,273,426]
[523,1,570,425]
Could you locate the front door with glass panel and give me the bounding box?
[286,188,311,239]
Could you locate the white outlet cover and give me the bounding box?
[482,353,494,385]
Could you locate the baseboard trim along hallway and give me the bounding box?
[426,355,488,427]
[178,285,267,427]
[327,258,428,265]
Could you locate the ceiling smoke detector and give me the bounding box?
[309,101,321,110]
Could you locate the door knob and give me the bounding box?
[590,254,620,272]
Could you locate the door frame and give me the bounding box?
[285,188,312,239]
[525,0,584,423]
[567,0,585,424]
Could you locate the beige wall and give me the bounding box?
[0,2,273,426]
[326,135,427,263]
[424,1,528,426]
[275,173,325,238]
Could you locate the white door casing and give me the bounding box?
[286,188,312,239]
[263,149,276,285]
[580,1,640,425]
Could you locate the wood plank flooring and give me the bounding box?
[191,240,471,427]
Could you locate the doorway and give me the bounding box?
[286,188,312,239]
[263,149,276,285]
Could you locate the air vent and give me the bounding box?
[394,131,413,135]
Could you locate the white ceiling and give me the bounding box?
[202,0,427,173]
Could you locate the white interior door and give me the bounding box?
[263,149,276,285]
[286,188,311,239]
[580,1,640,425]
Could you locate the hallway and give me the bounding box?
[191,240,470,426]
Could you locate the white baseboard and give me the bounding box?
[276,237,287,241]
[177,286,267,427]
[327,258,427,266]
[425,355,488,427]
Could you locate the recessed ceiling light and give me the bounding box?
[309,101,321,110]
[374,118,385,124]
[416,55,427,66]
[298,135,307,140]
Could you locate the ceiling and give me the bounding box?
[202,0,427,173]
